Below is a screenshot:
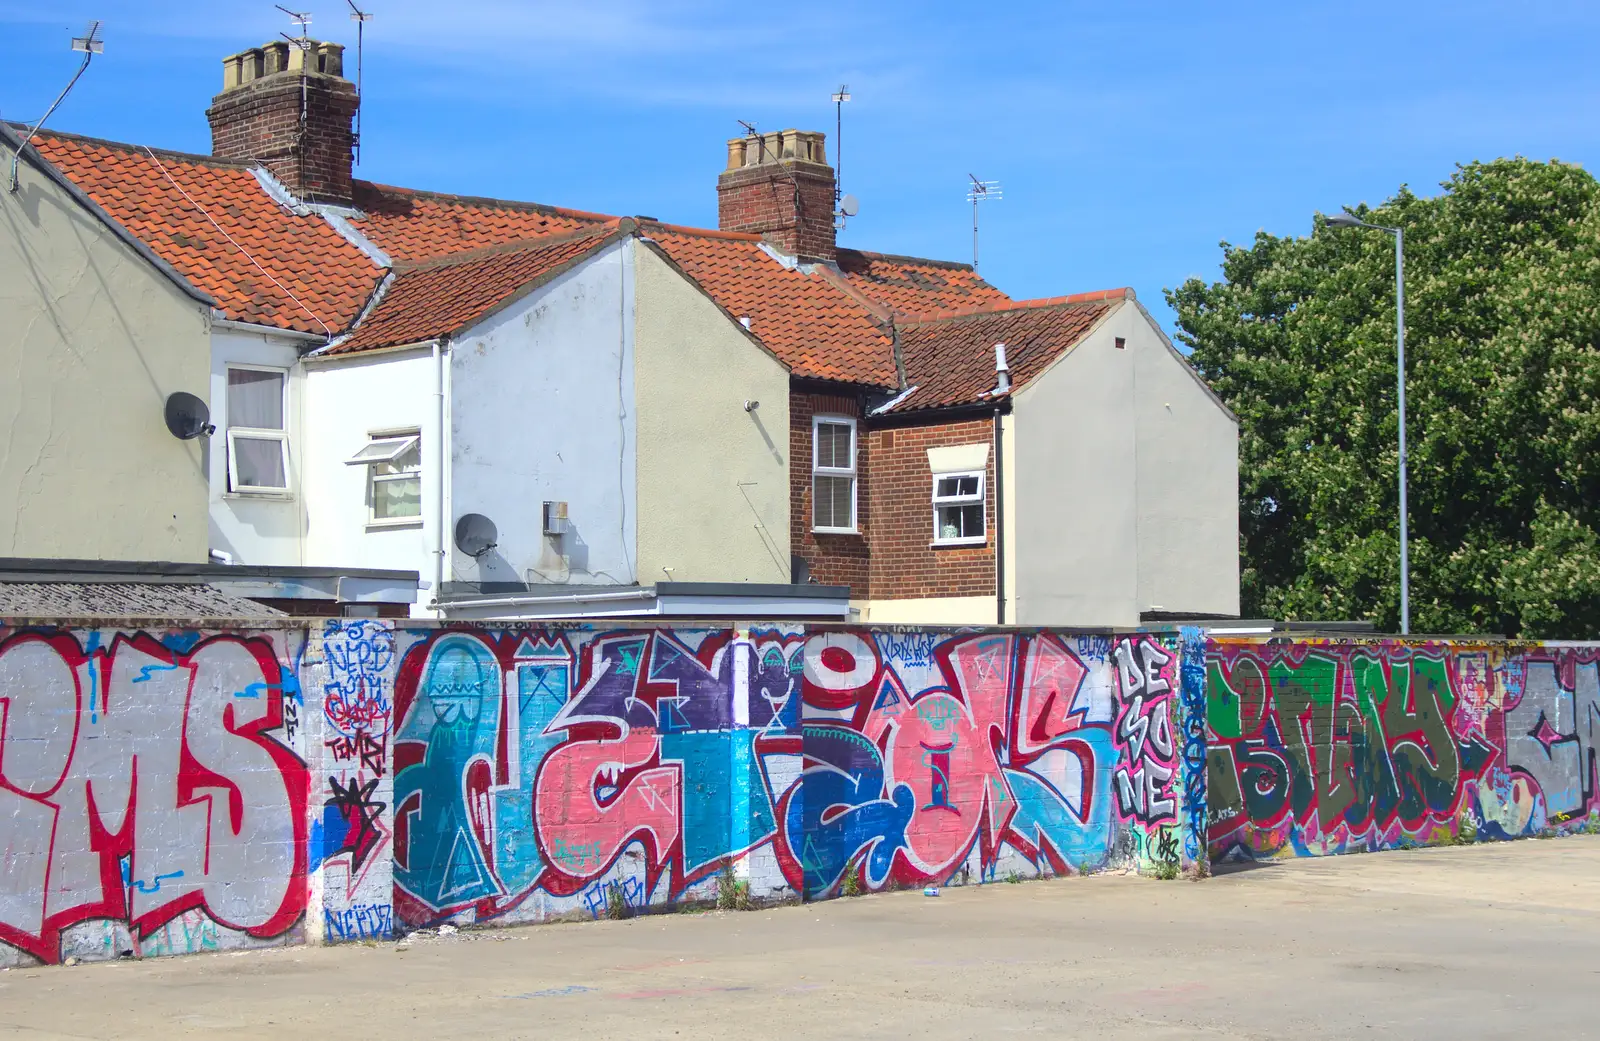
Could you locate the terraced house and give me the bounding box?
[5,35,1240,625]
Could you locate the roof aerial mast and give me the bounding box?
[7,21,104,194]
[346,0,374,164]
[832,84,858,229]
[966,174,1002,270]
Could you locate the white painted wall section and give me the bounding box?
[208,326,310,566]
[303,346,438,607]
[448,239,637,588]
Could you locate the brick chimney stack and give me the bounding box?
[207,39,359,205]
[718,130,837,262]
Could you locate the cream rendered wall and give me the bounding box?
[633,245,791,585]
[1130,305,1240,617]
[857,596,994,625]
[1001,410,1017,623]
[0,163,210,560]
[208,326,308,566]
[1011,303,1141,625]
[303,346,437,611]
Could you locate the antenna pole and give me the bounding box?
[831,85,851,228]
[8,22,102,194]
[966,175,1001,270]
[347,1,373,165]
[276,7,313,193]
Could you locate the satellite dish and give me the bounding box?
[163,392,213,440]
[839,193,860,218]
[454,513,498,558]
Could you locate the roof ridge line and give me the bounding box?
[900,288,1133,325]
[16,124,255,169]
[836,246,980,272]
[355,180,617,222]
[395,220,629,272]
[637,220,765,243]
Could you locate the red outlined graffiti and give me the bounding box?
[0,629,308,964]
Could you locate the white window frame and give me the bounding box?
[811,414,858,534]
[931,468,987,546]
[224,365,291,496]
[347,428,423,528]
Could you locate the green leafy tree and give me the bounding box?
[1168,158,1600,638]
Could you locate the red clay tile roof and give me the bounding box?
[884,292,1128,413]
[349,182,612,264]
[27,129,381,337]
[646,224,899,385]
[323,223,627,355]
[834,248,1011,317]
[26,126,1109,397]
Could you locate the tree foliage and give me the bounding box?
[1169,158,1600,638]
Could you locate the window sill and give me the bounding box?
[812,527,862,537]
[366,518,424,532]
[931,537,989,548]
[222,491,295,502]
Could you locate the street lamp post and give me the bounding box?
[1325,209,1409,635]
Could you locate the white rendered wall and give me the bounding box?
[303,346,438,611]
[208,326,310,566]
[449,239,637,588]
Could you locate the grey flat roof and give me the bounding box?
[436,582,849,603]
[0,557,419,584]
[0,581,286,618]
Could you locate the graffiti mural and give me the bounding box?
[0,628,308,965]
[1205,640,1600,862]
[385,626,1193,926]
[1494,648,1600,834]
[389,626,803,926]
[313,619,396,939]
[786,630,1188,896]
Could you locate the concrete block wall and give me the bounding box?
[1205,637,1600,861]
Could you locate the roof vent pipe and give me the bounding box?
[994,342,1012,394]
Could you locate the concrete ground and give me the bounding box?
[7,837,1600,1040]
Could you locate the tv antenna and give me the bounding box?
[831,84,853,229]
[8,21,103,194]
[347,0,373,164]
[966,174,1002,270]
[275,5,313,38]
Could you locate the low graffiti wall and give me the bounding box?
[0,618,1207,963]
[4,617,1590,965]
[385,625,1204,928]
[1206,638,1600,861]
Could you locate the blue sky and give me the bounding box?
[3,1,1598,334]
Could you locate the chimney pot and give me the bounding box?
[264,41,290,75]
[717,127,838,261]
[208,37,359,205]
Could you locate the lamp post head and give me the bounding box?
[1324,209,1368,228]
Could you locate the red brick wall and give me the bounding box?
[718,162,837,261]
[866,417,997,601]
[790,387,870,594]
[207,74,359,204]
